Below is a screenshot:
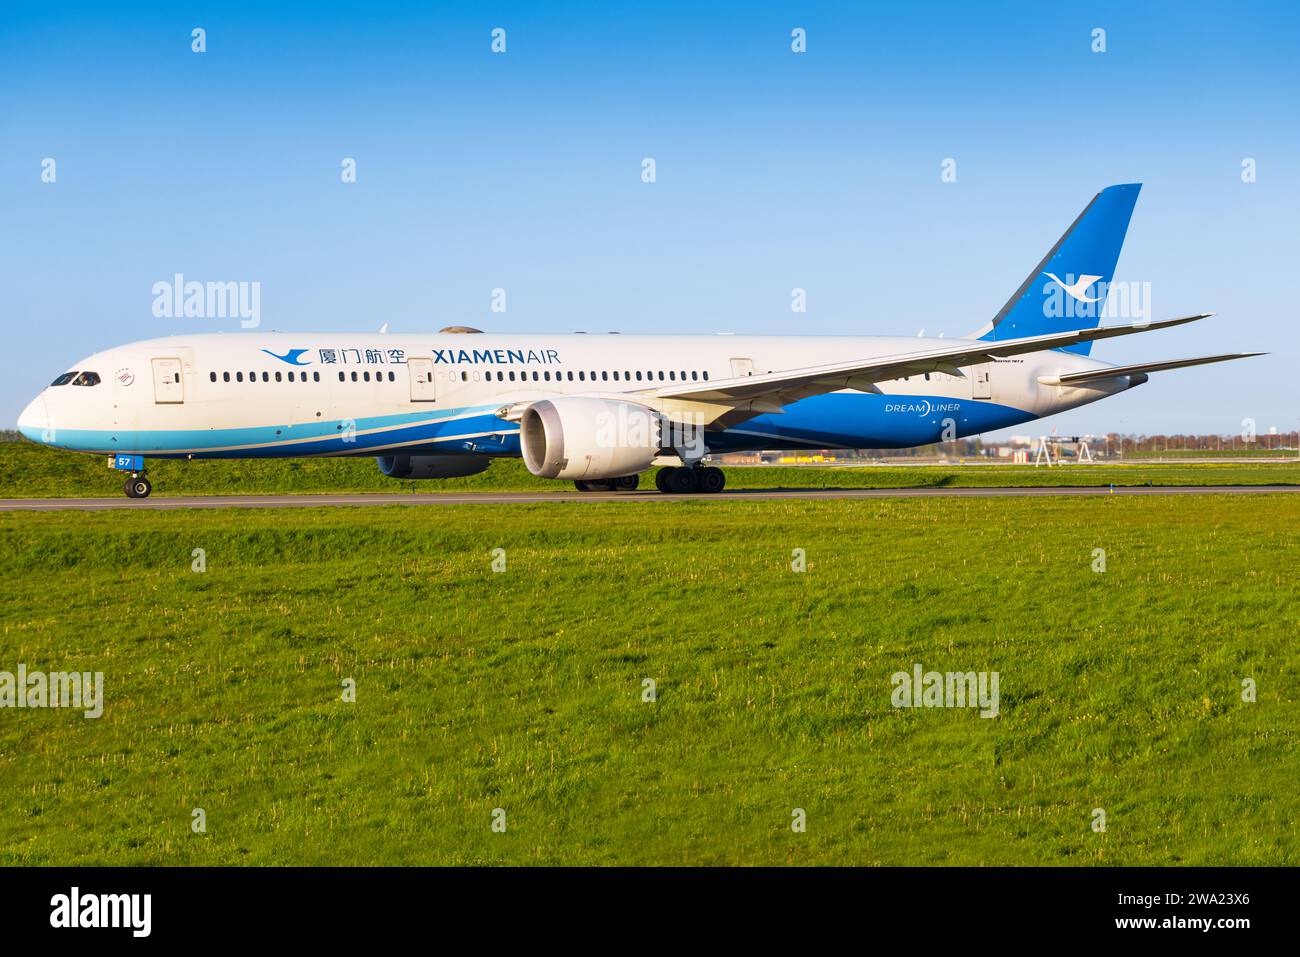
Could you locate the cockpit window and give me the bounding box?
[50,372,78,386]
[72,371,101,387]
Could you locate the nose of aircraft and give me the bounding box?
[17,395,49,443]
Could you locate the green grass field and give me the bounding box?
[1121,448,1297,460]
[1,494,1296,865]
[3,441,1299,497]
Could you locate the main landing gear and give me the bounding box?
[653,465,725,494]
[572,466,727,495]
[124,474,153,498]
[574,474,640,492]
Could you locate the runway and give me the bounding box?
[2,485,1298,511]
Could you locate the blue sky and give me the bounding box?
[2,1,1296,437]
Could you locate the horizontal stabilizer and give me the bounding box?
[1041,351,1265,386]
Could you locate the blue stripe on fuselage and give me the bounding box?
[36,406,511,458]
[705,393,1036,451]
[35,394,1035,458]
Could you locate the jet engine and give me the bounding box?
[375,454,491,479]
[520,397,662,480]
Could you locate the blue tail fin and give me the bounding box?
[974,184,1140,356]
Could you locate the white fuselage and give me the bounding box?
[17,332,1135,459]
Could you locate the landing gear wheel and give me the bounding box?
[586,479,613,492]
[698,467,725,493]
[124,476,152,499]
[574,480,590,492]
[666,467,699,494]
[654,468,675,493]
[614,474,640,492]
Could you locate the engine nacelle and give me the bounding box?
[375,454,491,479]
[520,397,662,480]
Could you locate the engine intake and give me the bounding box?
[520,397,661,480]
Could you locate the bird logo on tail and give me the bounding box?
[1043,272,1103,303]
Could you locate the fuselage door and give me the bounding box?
[730,357,755,377]
[408,358,437,402]
[972,364,992,400]
[151,357,184,404]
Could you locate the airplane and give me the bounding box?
[16,183,1263,498]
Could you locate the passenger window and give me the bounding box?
[236,372,243,382]
[314,372,320,382]
[338,372,345,382]
[288,371,295,382]
[352,371,359,382]
[363,371,370,382]
[275,371,282,382]
[703,371,709,381]
[209,372,217,382]
[389,371,395,382]
[601,371,608,381]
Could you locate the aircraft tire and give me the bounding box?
[699,467,725,493]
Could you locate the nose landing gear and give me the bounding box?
[109,454,152,498]
[124,474,153,498]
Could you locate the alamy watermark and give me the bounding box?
[594,404,706,460]
[891,662,999,718]
[1041,273,1151,322]
[151,273,260,328]
[50,887,150,937]
[1,664,104,718]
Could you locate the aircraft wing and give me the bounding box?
[645,314,1211,413]
[1038,352,1264,386]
